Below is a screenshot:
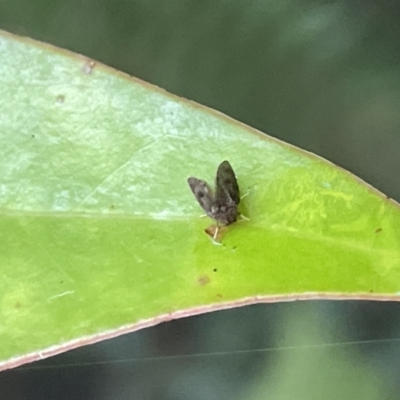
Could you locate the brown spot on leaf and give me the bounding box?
[204,225,227,242]
[14,302,21,309]
[216,293,223,298]
[83,60,96,74]
[205,225,215,237]
[56,94,65,103]
[375,228,382,233]
[213,268,217,272]
[198,275,210,286]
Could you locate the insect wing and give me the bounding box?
[215,160,240,205]
[187,177,214,216]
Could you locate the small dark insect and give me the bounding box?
[188,160,240,240]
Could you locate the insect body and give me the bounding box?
[188,161,240,239]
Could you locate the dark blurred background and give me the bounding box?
[1,1,400,399]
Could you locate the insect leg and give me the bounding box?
[213,224,219,240]
[239,214,250,221]
[240,191,249,200]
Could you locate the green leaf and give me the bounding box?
[1,30,399,371]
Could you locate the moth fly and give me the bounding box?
[188,160,241,241]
